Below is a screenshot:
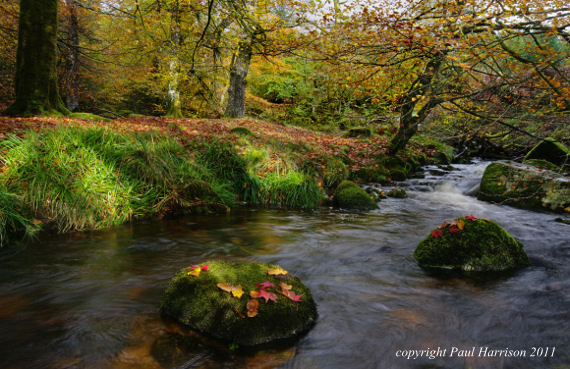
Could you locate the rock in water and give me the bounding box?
[160,261,318,346]
[478,161,570,212]
[334,180,378,210]
[414,216,531,272]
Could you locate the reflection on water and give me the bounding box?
[0,161,569,369]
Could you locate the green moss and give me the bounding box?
[346,127,371,138]
[160,261,318,346]
[414,217,531,272]
[478,161,570,212]
[69,112,109,121]
[522,159,560,172]
[524,138,569,167]
[230,126,254,137]
[334,180,378,210]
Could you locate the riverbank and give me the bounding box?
[0,116,455,246]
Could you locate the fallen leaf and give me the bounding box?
[258,289,277,303]
[246,299,259,317]
[431,229,444,238]
[457,219,465,230]
[258,281,275,289]
[250,290,260,298]
[279,282,292,291]
[267,268,288,276]
[217,283,244,298]
[449,226,461,235]
[187,268,201,277]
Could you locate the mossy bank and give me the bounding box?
[0,117,455,246]
[160,261,318,346]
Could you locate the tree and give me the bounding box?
[8,0,68,116]
[312,0,570,155]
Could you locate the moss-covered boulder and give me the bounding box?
[160,261,318,347]
[524,138,569,167]
[414,216,531,272]
[387,186,408,198]
[333,180,378,210]
[478,161,570,212]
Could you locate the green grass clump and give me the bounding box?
[198,141,261,204]
[230,126,254,137]
[260,171,324,208]
[0,127,228,234]
[0,186,34,246]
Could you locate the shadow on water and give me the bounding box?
[0,160,569,369]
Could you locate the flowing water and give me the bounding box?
[1,161,569,369]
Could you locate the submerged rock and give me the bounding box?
[478,161,570,212]
[334,180,378,210]
[160,261,318,347]
[386,186,408,198]
[414,216,531,272]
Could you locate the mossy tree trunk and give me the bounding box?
[166,0,183,118]
[224,40,252,118]
[388,55,444,156]
[64,0,80,112]
[8,0,69,116]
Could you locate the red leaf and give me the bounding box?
[465,214,478,221]
[258,289,277,303]
[431,229,444,238]
[257,281,275,289]
[449,226,461,235]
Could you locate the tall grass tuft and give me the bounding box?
[0,127,229,234]
[0,186,34,246]
[199,141,261,204]
[260,171,324,209]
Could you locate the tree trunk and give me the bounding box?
[388,56,443,155]
[65,0,80,112]
[166,0,183,118]
[8,0,68,116]
[224,41,252,118]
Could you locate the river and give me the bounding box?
[0,161,568,369]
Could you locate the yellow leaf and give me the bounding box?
[217,283,243,299]
[457,219,465,230]
[250,290,259,298]
[187,268,201,277]
[266,268,288,276]
[232,285,243,298]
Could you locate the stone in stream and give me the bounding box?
[160,261,317,347]
[414,216,531,272]
[334,180,378,210]
[477,161,570,212]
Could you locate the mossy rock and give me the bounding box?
[478,161,570,212]
[334,180,378,210]
[160,261,318,347]
[387,186,407,198]
[524,138,569,167]
[522,159,561,172]
[414,217,531,272]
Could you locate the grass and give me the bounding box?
[0,117,456,246]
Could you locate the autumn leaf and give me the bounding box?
[250,290,260,298]
[431,229,444,238]
[279,288,303,302]
[448,226,461,235]
[217,283,244,298]
[266,268,288,276]
[258,289,278,303]
[457,219,465,230]
[187,268,201,277]
[246,299,259,317]
[279,282,292,291]
[465,214,478,221]
[257,280,275,289]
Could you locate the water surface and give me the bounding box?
[1,161,569,368]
